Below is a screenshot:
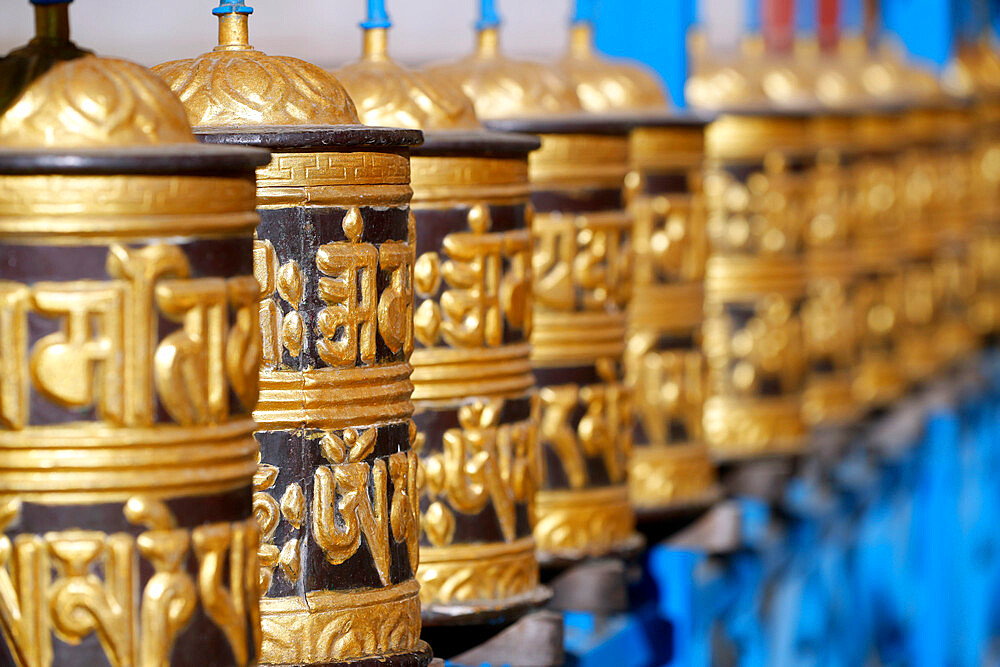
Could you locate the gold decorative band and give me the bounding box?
[411,344,533,401]
[629,443,717,510]
[702,396,804,458]
[705,256,806,301]
[417,537,540,606]
[530,134,629,188]
[534,485,635,557]
[257,150,411,188]
[260,580,422,665]
[0,419,256,502]
[411,155,531,203]
[256,184,413,209]
[706,114,809,161]
[630,282,703,331]
[0,174,258,239]
[805,248,856,282]
[629,126,704,170]
[803,373,857,427]
[531,311,627,364]
[255,363,414,429]
[898,330,939,383]
[856,235,906,267]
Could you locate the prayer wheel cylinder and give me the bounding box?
[337,31,549,624]
[701,112,809,459]
[155,6,430,666]
[0,3,269,665]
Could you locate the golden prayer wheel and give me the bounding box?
[0,2,269,665]
[558,22,719,515]
[700,111,809,459]
[155,4,430,665]
[851,107,909,407]
[336,20,549,624]
[803,111,860,427]
[902,102,979,373]
[429,25,640,562]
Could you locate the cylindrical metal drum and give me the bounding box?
[0,4,269,665]
[337,28,549,624]
[430,25,640,563]
[902,103,978,374]
[623,118,719,514]
[701,112,809,459]
[486,116,638,561]
[803,112,859,428]
[155,6,430,666]
[971,97,1000,338]
[556,20,718,517]
[852,108,908,407]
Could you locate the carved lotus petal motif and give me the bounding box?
[277,261,303,305]
[343,207,364,242]
[280,483,305,529]
[281,311,303,358]
[424,501,455,547]
[254,464,279,491]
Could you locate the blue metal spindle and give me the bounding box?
[213,0,253,15]
[573,0,597,25]
[362,0,391,30]
[477,0,501,31]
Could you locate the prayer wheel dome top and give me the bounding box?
[0,55,195,148]
[336,25,480,131]
[558,23,667,112]
[426,26,582,121]
[153,0,359,129]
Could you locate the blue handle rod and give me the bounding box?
[213,0,253,16]
[362,0,391,29]
[477,0,501,30]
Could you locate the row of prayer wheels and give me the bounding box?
[1,0,999,665]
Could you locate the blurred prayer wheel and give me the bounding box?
[559,21,719,515]
[700,111,809,459]
[902,102,978,374]
[0,2,269,665]
[852,107,909,407]
[155,3,430,665]
[429,22,640,562]
[336,17,548,624]
[803,112,859,427]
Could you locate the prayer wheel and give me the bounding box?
[699,110,809,460]
[155,3,430,665]
[429,19,640,562]
[0,2,269,665]
[336,15,548,624]
[559,20,719,516]
[852,107,909,407]
[802,112,859,428]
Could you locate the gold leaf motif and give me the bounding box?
[414,252,442,296]
[343,207,364,242]
[280,483,305,529]
[414,300,442,346]
[280,310,303,358]
[424,501,455,547]
[276,261,303,305]
[278,539,300,582]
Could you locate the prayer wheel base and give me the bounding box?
[422,611,564,666]
[268,643,434,667]
[420,585,553,627]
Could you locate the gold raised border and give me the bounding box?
[629,443,717,510]
[411,155,531,204]
[529,134,629,189]
[702,396,804,459]
[533,484,635,558]
[417,536,540,606]
[411,344,534,401]
[260,580,422,665]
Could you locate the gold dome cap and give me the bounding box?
[424,2,581,121]
[0,2,194,148]
[153,0,359,128]
[558,21,667,112]
[335,12,479,130]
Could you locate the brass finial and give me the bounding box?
[213,0,252,52]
